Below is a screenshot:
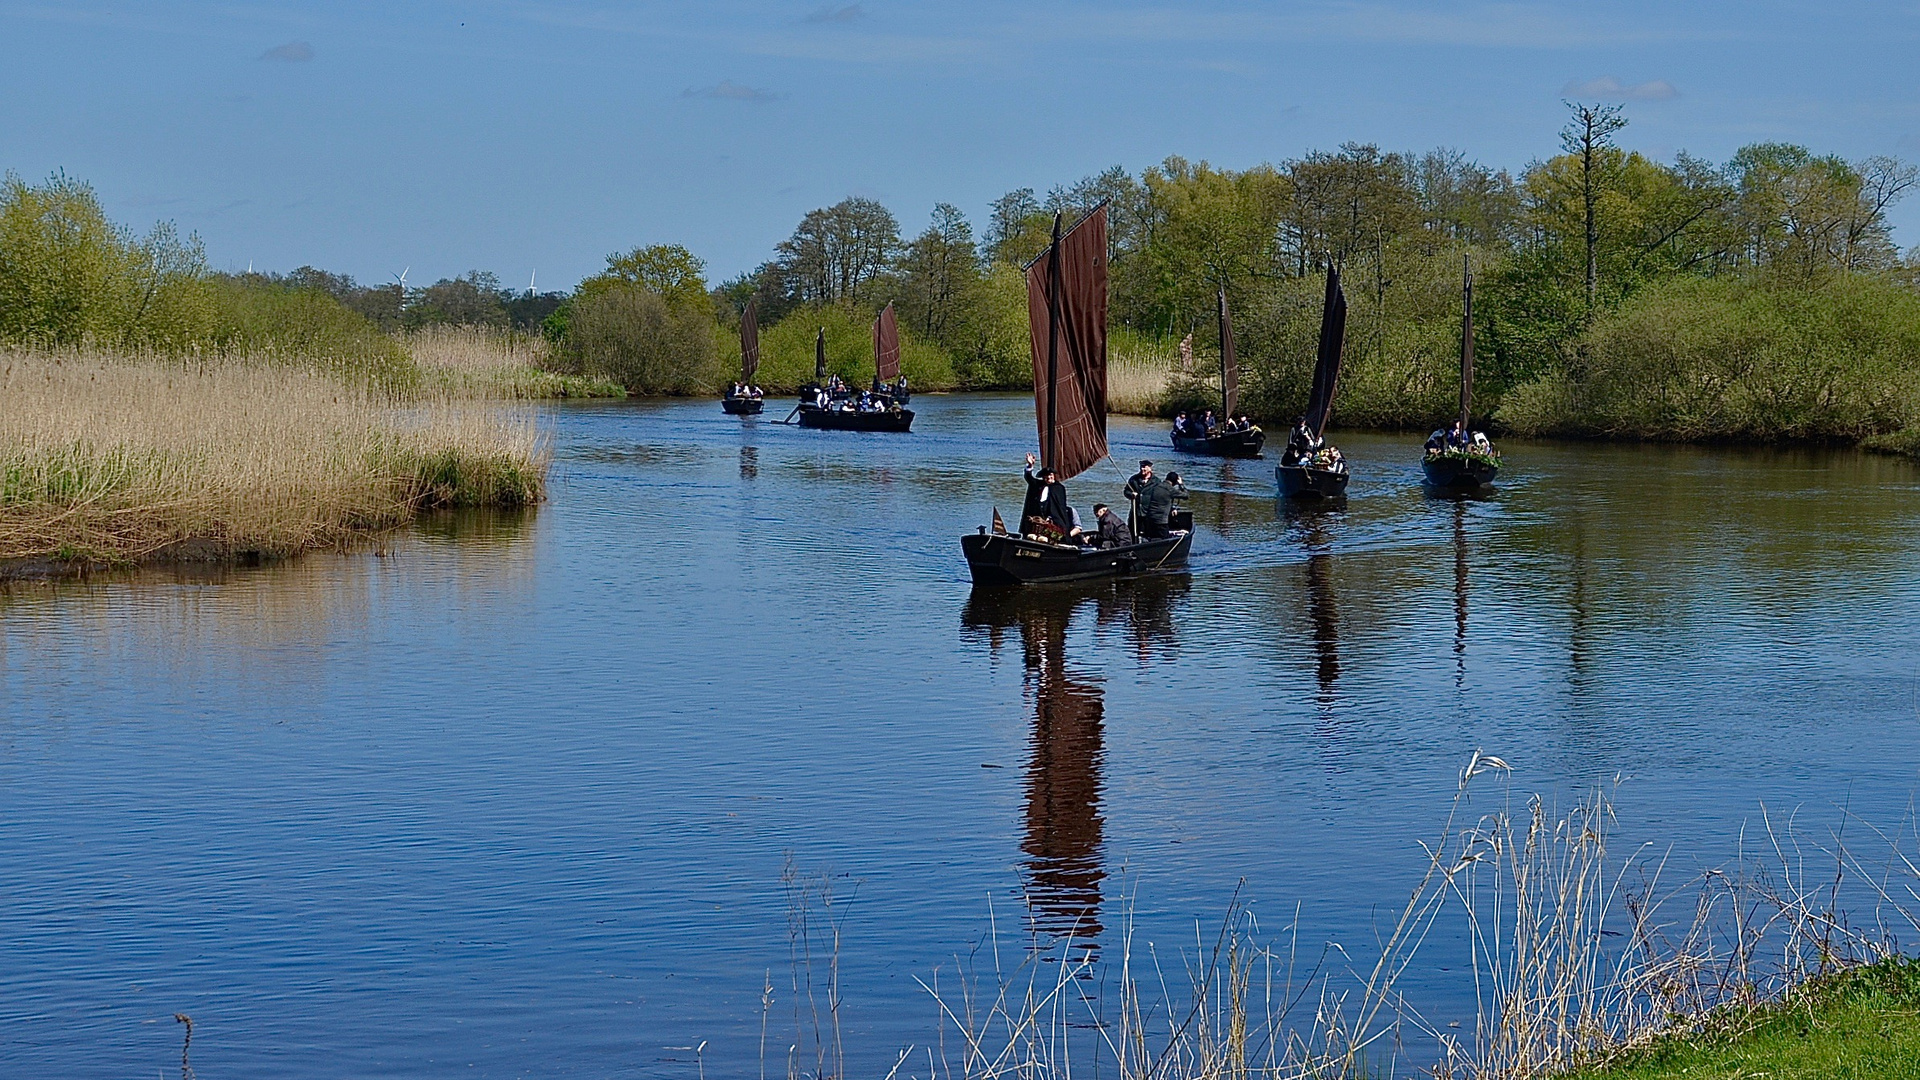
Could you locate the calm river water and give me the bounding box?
[5,394,1920,1078]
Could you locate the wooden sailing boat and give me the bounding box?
[1276,267,1351,498]
[721,296,765,414]
[1170,289,1265,458]
[1422,258,1500,491]
[962,206,1193,586]
[795,315,914,432]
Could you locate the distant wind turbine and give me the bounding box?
[392,266,410,291]
[528,269,536,297]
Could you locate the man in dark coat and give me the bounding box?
[1022,453,1075,538]
[1093,503,1133,548]
[1124,460,1174,538]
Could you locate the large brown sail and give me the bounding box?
[740,296,760,383]
[1459,258,1474,431]
[1304,266,1347,439]
[1217,287,1237,418]
[874,301,900,383]
[1025,206,1109,481]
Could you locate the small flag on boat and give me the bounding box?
[991,508,1007,534]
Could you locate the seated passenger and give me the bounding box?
[1092,503,1133,548]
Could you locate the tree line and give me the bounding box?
[6,102,1919,443]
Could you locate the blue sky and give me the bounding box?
[4,1,1917,290]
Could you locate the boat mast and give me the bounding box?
[1216,286,1233,419]
[1459,256,1474,432]
[1045,212,1064,472]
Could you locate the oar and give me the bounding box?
[779,404,801,425]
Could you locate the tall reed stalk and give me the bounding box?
[909,752,1914,1080]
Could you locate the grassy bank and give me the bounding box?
[0,347,547,569]
[1573,960,1920,1079]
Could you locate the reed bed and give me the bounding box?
[871,753,1916,1080]
[1108,340,1177,417]
[406,324,624,399]
[0,346,547,565]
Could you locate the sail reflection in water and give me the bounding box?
[962,580,1189,956]
[1281,504,1342,707]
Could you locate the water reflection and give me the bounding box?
[962,579,1190,954]
[1453,500,1469,688]
[739,445,758,480]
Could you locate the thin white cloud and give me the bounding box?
[805,4,866,24]
[1563,76,1679,101]
[682,80,782,102]
[259,41,314,63]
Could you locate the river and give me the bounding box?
[5,394,1920,1078]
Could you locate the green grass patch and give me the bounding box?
[1573,961,1920,1080]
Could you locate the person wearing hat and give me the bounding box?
[1022,453,1075,540]
[1092,502,1133,548]
[1124,459,1175,539]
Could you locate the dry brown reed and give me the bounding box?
[910,752,1914,1080]
[0,346,547,564]
[405,324,623,399]
[1108,340,1177,417]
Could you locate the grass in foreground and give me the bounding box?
[0,346,548,566]
[1573,960,1920,1080]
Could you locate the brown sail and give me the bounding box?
[1459,258,1474,431]
[1217,287,1237,418]
[740,296,760,383]
[1304,266,1347,439]
[1025,206,1109,481]
[814,327,828,383]
[874,301,900,383]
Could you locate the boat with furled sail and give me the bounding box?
[721,296,765,414]
[962,206,1192,586]
[1422,259,1501,491]
[794,307,915,432]
[1276,267,1351,499]
[1170,288,1264,457]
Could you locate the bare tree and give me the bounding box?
[1561,102,1629,310]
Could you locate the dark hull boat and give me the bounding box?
[1172,428,1265,458]
[796,403,914,431]
[1423,259,1502,492]
[964,513,1193,586]
[723,296,764,415]
[1276,464,1349,499]
[962,205,1187,588]
[1279,268,1351,500]
[1170,289,1263,458]
[1422,454,1498,491]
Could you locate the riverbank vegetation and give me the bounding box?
[0,347,545,567]
[854,758,1920,1080]
[9,101,1918,449]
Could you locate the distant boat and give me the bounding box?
[962,206,1193,586]
[1422,259,1501,492]
[721,296,765,415]
[794,313,915,432]
[1170,288,1265,458]
[1276,268,1351,499]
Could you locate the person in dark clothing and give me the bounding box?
[1022,453,1075,539]
[1283,416,1320,465]
[1124,460,1175,539]
[1092,503,1133,548]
